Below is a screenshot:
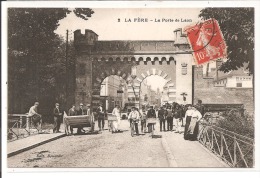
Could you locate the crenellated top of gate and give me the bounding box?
[74,28,190,56]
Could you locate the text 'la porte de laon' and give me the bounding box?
[122,17,192,23]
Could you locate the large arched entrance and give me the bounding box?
[74,28,193,111]
[139,75,168,110]
[129,65,176,109]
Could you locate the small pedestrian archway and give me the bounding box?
[129,68,176,109]
[99,74,128,113]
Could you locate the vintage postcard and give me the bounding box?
[1,1,260,177]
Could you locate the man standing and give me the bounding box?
[68,105,76,134]
[53,103,62,133]
[140,107,147,133]
[147,105,156,133]
[196,100,205,116]
[78,103,87,115]
[28,102,42,132]
[77,103,87,134]
[97,103,105,131]
[166,106,173,131]
[158,106,166,132]
[68,105,77,116]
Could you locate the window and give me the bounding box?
[181,63,187,75]
[236,83,242,87]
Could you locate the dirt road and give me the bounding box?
[8,120,168,168]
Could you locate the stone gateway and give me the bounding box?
[74,28,194,110]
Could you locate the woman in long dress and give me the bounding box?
[112,105,121,133]
[187,105,202,141]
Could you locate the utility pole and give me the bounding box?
[206,63,209,77]
[65,29,69,110]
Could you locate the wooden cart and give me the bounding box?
[63,112,95,135]
[107,113,118,132]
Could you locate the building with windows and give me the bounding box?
[214,69,253,88]
[194,63,254,114]
[161,83,177,105]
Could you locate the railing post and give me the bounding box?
[211,127,214,149]
[26,116,30,130]
[220,132,223,156]
[233,136,237,167]
[19,116,23,128]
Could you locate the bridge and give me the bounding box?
[7,119,253,168]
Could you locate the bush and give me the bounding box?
[216,111,254,139]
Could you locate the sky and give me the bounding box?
[144,76,167,92]
[55,8,202,40]
[55,8,210,91]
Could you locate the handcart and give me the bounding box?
[146,117,157,137]
[63,112,95,135]
[107,113,118,132]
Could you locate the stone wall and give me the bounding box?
[194,66,254,115]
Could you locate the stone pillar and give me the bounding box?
[175,54,193,105]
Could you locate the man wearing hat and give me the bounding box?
[53,103,62,133]
[158,105,166,132]
[128,107,140,135]
[78,103,87,115]
[77,103,87,134]
[97,103,105,131]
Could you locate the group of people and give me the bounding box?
[157,103,204,140]
[27,99,205,140]
[66,102,107,133]
[125,100,205,140]
[28,102,93,134]
[127,105,157,136]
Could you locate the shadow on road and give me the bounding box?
[72,130,100,136]
[151,135,162,139]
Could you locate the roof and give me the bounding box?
[85,29,98,36]
[214,67,250,82]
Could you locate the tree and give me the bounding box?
[8,8,94,117]
[199,8,254,74]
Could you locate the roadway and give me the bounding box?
[8,120,227,168]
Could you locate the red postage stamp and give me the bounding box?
[184,18,227,65]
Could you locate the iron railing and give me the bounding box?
[198,122,254,168]
[8,114,40,141]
